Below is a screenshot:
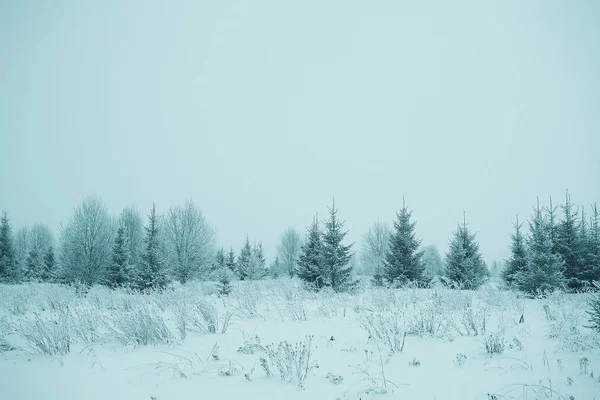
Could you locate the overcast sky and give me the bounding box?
[1,0,599,264]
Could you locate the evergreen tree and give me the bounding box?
[578,207,594,285]
[42,246,56,282]
[226,247,236,272]
[588,204,600,282]
[25,249,42,282]
[546,196,560,254]
[297,216,325,289]
[137,204,168,291]
[253,243,266,269]
[556,190,583,289]
[245,245,267,280]
[502,215,528,286]
[215,267,233,296]
[444,213,488,290]
[236,236,252,280]
[0,212,16,282]
[321,200,356,292]
[269,256,282,278]
[383,199,424,286]
[212,247,226,274]
[106,225,130,288]
[516,202,565,294]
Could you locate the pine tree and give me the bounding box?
[578,207,594,286]
[502,215,528,286]
[0,212,16,282]
[556,190,583,290]
[588,204,600,282]
[236,236,252,280]
[444,213,488,290]
[297,216,325,289]
[106,225,130,288]
[546,196,560,254]
[215,267,233,296]
[226,247,236,272]
[246,245,267,280]
[516,201,565,294]
[383,198,424,286]
[137,204,168,291]
[42,246,56,282]
[25,249,42,282]
[321,199,356,292]
[212,247,226,274]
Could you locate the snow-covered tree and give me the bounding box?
[120,207,144,278]
[384,200,424,286]
[360,221,390,285]
[165,199,217,283]
[297,216,325,289]
[276,229,303,277]
[0,212,17,282]
[59,196,114,286]
[589,204,600,282]
[43,246,56,282]
[516,202,565,294]
[13,227,30,281]
[502,215,527,286]
[421,245,443,279]
[444,213,488,290]
[24,224,54,281]
[556,191,583,289]
[106,224,131,288]
[236,237,253,280]
[321,199,355,292]
[137,204,168,291]
[226,247,236,273]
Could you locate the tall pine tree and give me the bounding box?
[226,247,236,273]
[516,201,565,294]
[588,204,600,282]
[383,198,424,286]
[106,225,130,288]
[502,215,528,286]
[556,190,583,289]
[137,204,168,291]
[444,213,488,290]
[321,199,355,292]
[236,236,252,280]
[297,216,325,289]
[0,212,16,282]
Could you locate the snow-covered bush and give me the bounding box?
[359,312,406,354]
[263,335,317,387]
[110,306,176,346]
[484,332,505,355]
[19,308,71,355]
[189,300,231,334]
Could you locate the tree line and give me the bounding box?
[0,191,598,294]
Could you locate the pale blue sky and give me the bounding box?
[1,0,599,264]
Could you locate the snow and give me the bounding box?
[0,281,599,400]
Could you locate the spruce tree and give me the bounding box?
[216,267,233,296]
[297,216,325,289]
[107,225,130,288]
[516,202,565,294]
[588,204,600,282]
[383,199,424,286]
[137,204,168,291]
[502,215,528,286]
[444,213,488,290]
[0,212,16,282]
[226,247,236,273]
[236,236,252,280]
[212,247,226,274]
[42,246,56,282]
[578,208,594,285]
[321,199,355,292]
[546,196,560,255]
[556,190,583,289]
[25,249,42,282]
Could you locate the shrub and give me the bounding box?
[263,335,317,388]
[19,308,71,355]
[359,312,406,355]
[484,332,505,355]
[111,306,176,346]
[189,301,232,334]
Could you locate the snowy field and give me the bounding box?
[0,280,599,400]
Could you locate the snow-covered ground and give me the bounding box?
[0,280,599,400]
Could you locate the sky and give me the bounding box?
[1,0,599,265]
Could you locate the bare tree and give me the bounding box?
[165,199,216,283]
[422,245,443,278]
[14,227,30,279]
[59,196,114,286]
[360,221,390,278]
[276,228,303,277]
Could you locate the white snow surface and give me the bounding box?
[0,280,599,400]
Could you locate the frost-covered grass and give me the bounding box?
[0,280,598,400]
